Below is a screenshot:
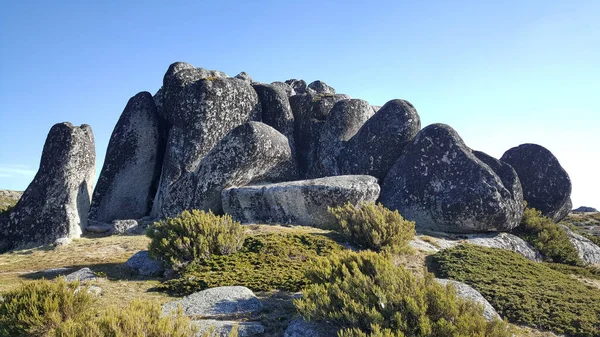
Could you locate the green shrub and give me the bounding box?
[295,250,510,337]
[431,244,600,336]
[328,202,415,252]
[0,278,94,337]
[158,232,342,295]
[545,262,600,280]
[147,209,245,269]
[52,299,195,337]
[515,207,581,265]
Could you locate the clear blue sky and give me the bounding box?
[1,1,598,208]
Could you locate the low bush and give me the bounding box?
[328,202,415,252]
[431,244,600,336]
[295,250,510,337]
[515,207,581,265]
[158,232,342,295]
[147,209,245,269]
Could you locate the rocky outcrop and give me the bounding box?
[222,175,380,227]
[560,225,600,265]
[126,250,165,276]
[285,79,308,95]
[271,81,296,97]
[435,279,500,321]
[89,92,166,223]
[339,99,421,180]
[192,320,264,337]
[573,206,599,213]
[160,122,292,217]
[307,80,335,94]
[501,144,571,222]
[284,318,339,337]
[234,71,252,83]
[309,99,374,178]
[380,124,524,233]
[152,69,261,216]
[162,286,263,317]
[0,123,95,252]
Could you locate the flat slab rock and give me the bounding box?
[435,279,500,321]
[409,232,542,261]
[222,175,380,227]
[191,319,264,337]
[162,286,263,318]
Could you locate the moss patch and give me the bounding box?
[431,244,600,337]
[157,232,343,296]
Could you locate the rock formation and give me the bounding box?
[501,143,572,222]
[89,92,166,223]
[435,279,500,321]
[0,123,95,252]
[560,225,600,265]
[222,175,380,227]
[380,124,524,233]
[573,206,598,213]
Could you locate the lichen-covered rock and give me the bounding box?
[161,122,291,217]
[340,99,421,180]
[192,320,264,337]
[560,225,600,265]
[290,93,350,177]
[284,318,338,337]
[435,279,500,321]
[162,286,263,317]
[89,92,166,223]
[309,99,374,178]
[234,71,252,83]
[271,81,296,97]
[285,79,308,94]
[380,124,524,233]
[222,175,380,227]
[501,143,572,222]
[153,75,261,217]
[307,80,335,94]
[0,123,95,252]
[252,83,299,181]
[126,250,165,276]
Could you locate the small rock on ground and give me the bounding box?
[125,250,165,276]
[284,317,338,337]
[163,286,263,317]
[64,267,96,283]
[435,278,500,321]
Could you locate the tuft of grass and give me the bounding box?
[157,232,343,296]
[431,244,600,337]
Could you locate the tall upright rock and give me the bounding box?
[89,92,166,223]
[0,123,95,252]
[500,144,572,222]
[380,124,523,233]
[152,63,261,217]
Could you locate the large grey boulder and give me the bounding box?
[126,250,165,276]
[307,80,335,95]
[163,286,263,317]
[501,143,572,222]
[339,99,421,180]
[0,123,95,252]
[380,124,524,233]
[271,81,296,97]
[152,73,261,217]
[560,225,600,265]
[252,83,299,181]
[160,122,292,217]
[290,93,350,177]
[192,320,264,337]
[222,175,380,227]
[435,279,500,321]
[285,79,308,95]
[284,318,338,337]
[309,99,374,178]
[89,92,166,223]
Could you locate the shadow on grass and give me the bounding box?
[20,262,162,283]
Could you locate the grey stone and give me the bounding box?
[0,123,95,252]
[371,105,382,113]
[284,318,338,337]
[89,92,166,223]
[252,83,299,182]
[53,238,72,247]
[307,80,335,95]
[309,99,374,178]
[554,197,572,224]
[340,99,421,180]
[111,219,139,234]
[222,175,380,228]
[192,320,264,337]
[153,75,262,217]
[285,79,308,94]
[560,225,600,265]
[501,143,572,222]
[573,206,598,213]
[271,81,296,97]
[234,71,253,83]
[380,124,524,233]
[435,279,500,321]
[161,122,291,217]
[162,286,263,317]
[85,221,112,234]
[65,267,96,283]
[126,250,165,276]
